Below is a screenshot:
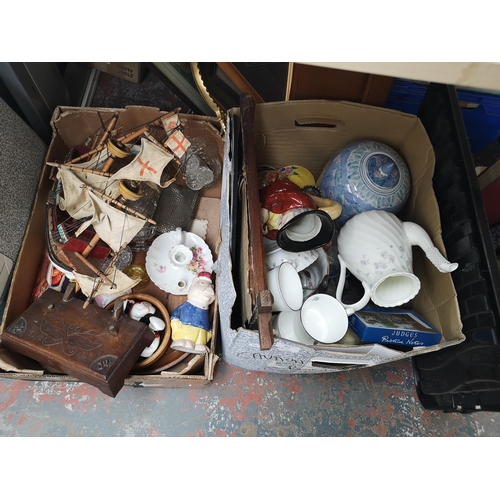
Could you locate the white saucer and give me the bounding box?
[145,229,213,295]
[300,248,330,299]
[263,237,319,273]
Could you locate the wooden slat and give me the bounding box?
[240,93,274,350]
[217,63,265,104]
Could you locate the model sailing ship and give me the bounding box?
[45,108,190,308]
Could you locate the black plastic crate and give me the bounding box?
[412,83,500,413]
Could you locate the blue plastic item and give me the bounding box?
[385,79,500,153]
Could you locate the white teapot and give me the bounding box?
[336,210,458,314]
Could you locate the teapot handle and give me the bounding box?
[336,255,372,316]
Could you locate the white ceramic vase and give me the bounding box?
[336,210,458,314]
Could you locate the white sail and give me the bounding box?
[74,268,141,297]
[70,151,111,170]
[79,190,146,252]
[109,137,174,187]
[57,168,120,220]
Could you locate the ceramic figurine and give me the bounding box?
[140,316,165,358]
[260,178,316,239]
[317,140,411,226]
[259,177,339,252]
[129,300,156,321]
[127,300,166,358]
[170,271,215,354]
[257,169,288,190]
[278,165,316,189]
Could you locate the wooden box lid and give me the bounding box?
[2,289,154,397]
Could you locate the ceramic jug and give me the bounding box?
[335,210,458,314]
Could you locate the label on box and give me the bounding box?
[349,305,442,347]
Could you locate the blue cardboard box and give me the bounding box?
[349,305,442,347]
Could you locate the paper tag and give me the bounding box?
[166,130,191,158]
[0,253,14,297]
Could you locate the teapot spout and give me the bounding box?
[403,221,458,273]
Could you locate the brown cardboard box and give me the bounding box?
[217,99,465,374]
[286,63,394,107]
[87,63,144,83]
[0,105,223,391]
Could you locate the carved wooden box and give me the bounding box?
[2,289,154,397]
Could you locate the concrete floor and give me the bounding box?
[1,356,498,437]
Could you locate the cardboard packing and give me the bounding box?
[217,99,465,374]
[0,105,224,391]
[87,63,144,84]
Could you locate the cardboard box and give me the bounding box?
[87,63,144,83]
[217,99,465,374]
[0,105,224,391]
[286,63,394,107]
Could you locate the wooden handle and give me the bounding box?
[73,251,114,286]
[216,63,265,104]
[81,233,101,258]
[90,112,120,161]
[240,93,274,350]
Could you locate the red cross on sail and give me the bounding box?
[166,130,191,158]
[110,138,174,187]
[162,114,179,132]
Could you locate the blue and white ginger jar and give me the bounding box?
[316,140,411,226]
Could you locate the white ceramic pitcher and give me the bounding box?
[335,210,458,315]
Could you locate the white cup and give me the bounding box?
[300,293,348,344]
[273,311,315,345]
[267,262,303,312]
